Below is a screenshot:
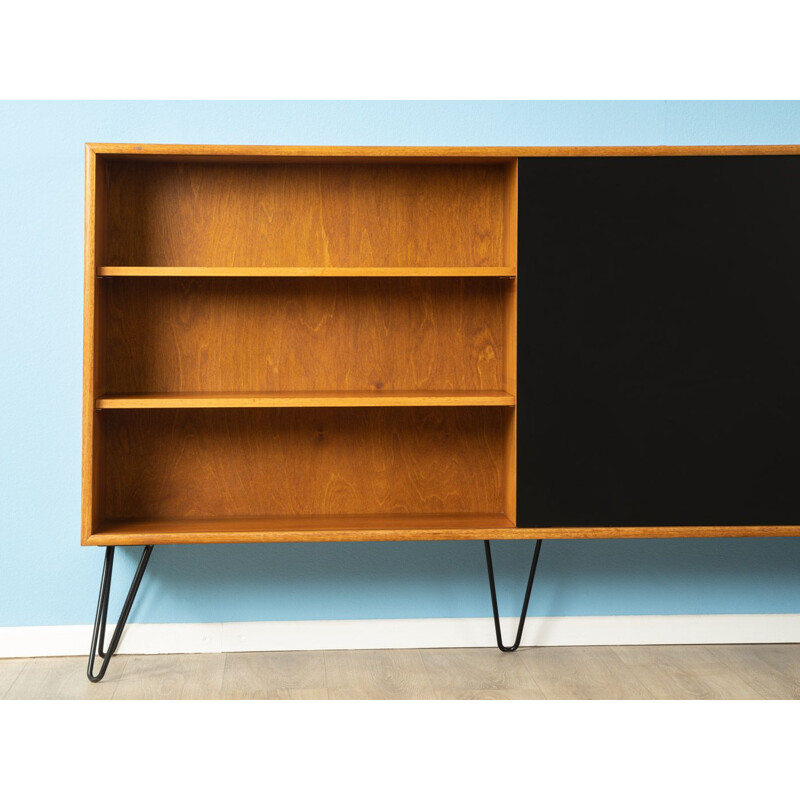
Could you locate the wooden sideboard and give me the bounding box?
[83,144,800,678]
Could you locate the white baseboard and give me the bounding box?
[1,614,798,659]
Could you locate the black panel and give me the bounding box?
[517,156,800,527]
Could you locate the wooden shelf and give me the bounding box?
[98,266,516,278]
[101,277,509,397]
[84,150,519,545]
[92,513,516,544]
[96,391,516,409]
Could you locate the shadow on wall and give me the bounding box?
[108,536,800,625]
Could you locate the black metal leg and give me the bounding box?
[483,539,542,652]
[87,545,154,682]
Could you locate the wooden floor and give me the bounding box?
[1,644,798,699]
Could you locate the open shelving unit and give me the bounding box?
[83,148,518,544]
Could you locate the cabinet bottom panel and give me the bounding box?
[85,519,800,545]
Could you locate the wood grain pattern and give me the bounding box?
[102,277,507,394]
[89,143,800,159]
[103,161,511,269]
[0,659,28,699]
[96,390,516,409]
[98,266,516,277]
[420,647,545,699]
[86,523,800,546]
[503,291,517,521]
[611,645,765,700]
[95,512,514,533]
[91,513,514,544]
[324,649,438,700]
[519,646,654,699]
[502,161,518,524]
[82,147,108,545]
[81,146,96,545]
[708,645,800,699]
[111,654,226,700]
[3,656,123,699]
[7,645,800,699]
[98,407,509,522]
[220,651,327,699]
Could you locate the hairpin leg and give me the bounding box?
[483,539,543,652]
[87,545,154,682]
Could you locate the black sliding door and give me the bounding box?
[516,156,800,527]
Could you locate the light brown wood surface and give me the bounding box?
[109,654,226,700]
[5,644,798,699]
[82,150,97,544]
[92,512,515,542]
[98,407,508,521]
[711,644,800,699]
[610,645,766,700]
[88,143,800,159]
[420,646,546,699]
[220,651,328,700]
[3,656,122,700]
[82,147,109,543]
[86,524,800,546]
[103,160,512,270]
[324,649,438,700]
[516,646,654,699]
[0,659,28,697]
[101,277,507,394]
[98,266,516,277]
[96,390,516,409]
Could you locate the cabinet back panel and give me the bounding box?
[99,408,508,520]
[103,161,511,269]
[102,277,506,393]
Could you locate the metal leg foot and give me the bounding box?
[87,545,154,682]
[483,539,542,652]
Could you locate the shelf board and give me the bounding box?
[96,391,516,409]
[97,266,517,278]
[91,513,516,544]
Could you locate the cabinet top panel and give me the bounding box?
[86,143,800,162]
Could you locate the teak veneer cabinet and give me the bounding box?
[82,144,800,679]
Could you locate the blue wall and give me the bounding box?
[2,101,800,627]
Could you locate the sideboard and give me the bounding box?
[83,144,800,680]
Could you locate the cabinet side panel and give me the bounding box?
[503,160,518,522]
[82,149,104,543]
